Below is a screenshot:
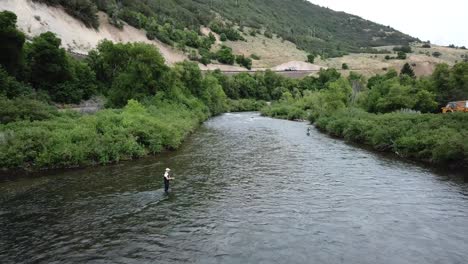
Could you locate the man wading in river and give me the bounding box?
[164,168,174,193]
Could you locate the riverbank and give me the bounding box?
[261,104,468,169]
[0,99,209,171]
[0,97,268,172]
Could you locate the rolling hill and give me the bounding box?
[29,0,417,57]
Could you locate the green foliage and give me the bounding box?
[260,63,468,167]
[422,43,431,48]
[25,32,75,101]
[215,46,235,65]
[210,21,244,41]
[87,41,168,107]
[314,109,468,166]
[235,55,253,69]
[0,96,58,124]
[0,98,208,169]
[397,51,407,60]
[201,75,228,115]
[360,74,437,113]
[400,63,415,78]
[342,63,349,70]
[0,11,26,77]
[261,76,352,121]
[231,73,258,98]
[393,45,412,53]
[432,62,468,107]
[307,54,316,64]
[86,0,415,58]
[432,51,442,58]
[0,67,33,98]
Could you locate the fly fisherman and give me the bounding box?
[164,168,174,193]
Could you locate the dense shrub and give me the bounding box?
[393,45,412,53]
[0,98,208,169]
[87,40,168,107]
[0,96,58,124]
[235,55,253,69]
[215,46,235,65]
[0,67,33,98]
[400,63,415,78]
[314,109,468,166]
[210,21,244,41]
[432,51,442,58]
[307,54,316,63]
[422,43,431,48]
[397,51,407,60]
[0,11,26,76]
[432,62,468,106]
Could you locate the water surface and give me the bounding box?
[1,112,467,263]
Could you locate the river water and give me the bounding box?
[1,112,467,264]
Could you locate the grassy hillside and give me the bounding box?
[33,0,417,59]
[208,0,416,56]
[318,43,468,77]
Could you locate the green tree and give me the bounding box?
[400,63,415,78]
[201,75,227,115]
[93,42,168,107]
[432,63,454,105]
[0,67,33,98]
[317,68,341,90]
[25,32,73,100]
[216,46,235,65]
[232,73,257,98]
[220,33,227,41]
[0,11,25,76]
[307,54,316,63]
[397,51,407,60]
[174,61,203,97]
[235,55,252,69]
[432,51,442,58]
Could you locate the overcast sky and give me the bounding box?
[308,0,467,47]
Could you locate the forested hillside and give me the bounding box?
[33,0,417,59]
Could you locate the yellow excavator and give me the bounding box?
[442,100,468,113]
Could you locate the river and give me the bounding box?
[1,112,467,264]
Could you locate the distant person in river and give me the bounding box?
[164,168,174,193]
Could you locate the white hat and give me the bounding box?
[165,168,171,171]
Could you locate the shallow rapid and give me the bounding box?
[1,112,467,263]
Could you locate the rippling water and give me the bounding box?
[1,112,468,264]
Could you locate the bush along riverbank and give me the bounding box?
[261,63,468,168]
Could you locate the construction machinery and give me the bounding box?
[441,100,468,113]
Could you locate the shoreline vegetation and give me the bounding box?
[260,65,468,169]
[1,10,468,172]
